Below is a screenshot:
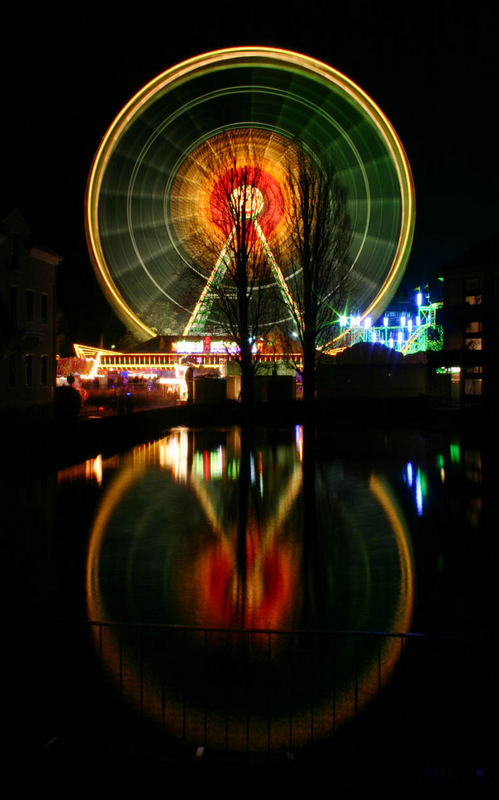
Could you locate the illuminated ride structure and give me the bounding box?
[338,291,443,355]
[85,48,415,348]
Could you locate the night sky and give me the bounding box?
[3,3,497,345]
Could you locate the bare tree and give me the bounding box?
[280,143,352,408]
[182,131,282,414]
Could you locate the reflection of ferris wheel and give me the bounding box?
[86,47,415,341]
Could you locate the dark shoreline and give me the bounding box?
[1,396,489,472]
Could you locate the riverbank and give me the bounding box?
[2,395,490,471]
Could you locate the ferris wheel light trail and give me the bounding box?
[183,180,301,336]
[86,48,415,341]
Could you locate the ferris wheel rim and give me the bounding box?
[85,47,415,341]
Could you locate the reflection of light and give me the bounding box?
[192,445,225,480]
[450,441,461,465]
[295,424,303,461]
[86,434,414,751]
[406,462,413,487]
[415,471,423,516]
[159,429,189,481]
[91,454,103,486]
[58,454,104,485]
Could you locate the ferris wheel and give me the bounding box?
[86,48,414,342]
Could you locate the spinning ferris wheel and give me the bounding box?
[86,48,414,343]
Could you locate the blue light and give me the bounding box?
[406,462,414,486]
[415,472,423,516]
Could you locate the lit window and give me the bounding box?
[465,338,482,350]
[464,378,482,396]
[465,320,482,333]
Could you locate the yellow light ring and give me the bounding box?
[86,47,414,339]
[86,440,415,749]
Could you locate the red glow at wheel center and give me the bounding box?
[210,167,285,238]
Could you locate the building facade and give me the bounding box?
[0,211,61,418]
[440,238,499,406]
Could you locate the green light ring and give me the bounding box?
[86,47,414,339]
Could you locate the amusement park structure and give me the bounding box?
[85,47,415,350]
[336,291,443,356]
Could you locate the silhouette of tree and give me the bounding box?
[183,132,280,415]
[281,143,352,408]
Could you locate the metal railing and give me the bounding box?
[38,618,485,765]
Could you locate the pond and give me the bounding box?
[11,423,491,772]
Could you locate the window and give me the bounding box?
[464,276,482,306]
[465,378,482,396]
[41,355,48,386]
[465,320,482,333]
[25,354,32,387]
[9,286,18,326]
[465,337,482,350]
[40,293,48,323]
[8,354,16,387]
[26,289,34,322]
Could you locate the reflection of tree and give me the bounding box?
[189,428,302,629]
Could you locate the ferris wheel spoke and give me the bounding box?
[183,226,236,335]
[253,219,302,326]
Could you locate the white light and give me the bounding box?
[339,315,348,327]
[364,317,371,329]
[416,316,421,326]
[388,336,394,348]
[398,331,403,343]
[416,292,423,306]
[400,316,406,327]
[383,316,389,327]
[408,319,413,332]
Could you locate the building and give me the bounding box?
[440,238,499,406]
[0,210,62,418]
